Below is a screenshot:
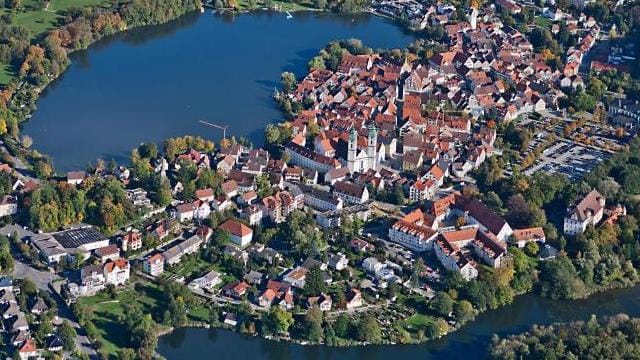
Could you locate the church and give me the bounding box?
[345,124,384,174]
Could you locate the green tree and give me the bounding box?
[430,292,453,317]
[304,267,327,296]
[263,306,294,334]
[355,314,382,343]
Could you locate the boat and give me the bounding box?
[285,11,293,19]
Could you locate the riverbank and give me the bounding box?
[158,284,640,359]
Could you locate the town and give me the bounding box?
[0,0,639,359]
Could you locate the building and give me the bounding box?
[103,258,130,286]
[94,244,120,263]
[0,195,17,217]
[564,189,605,235]
[511,227,546,248]
[32,226,110,264]
[190,270,222,291]
[389,218,438,252]
[299,184,343,212]
[333,181,369,204]
[119,230,142,252]
[346,125,380,174]
[66,171,86,185]
[143,253,165,276]
[218,219,253,248]
[262,191,301,224]
[162,235,204,265]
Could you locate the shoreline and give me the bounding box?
[155,278,640,349]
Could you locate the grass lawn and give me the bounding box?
[236,0,317,12]
[0,0,106,40]
[48,0,107,12]
[0,65,15,86]
[404,313,434,331]
[187,304,211,322]
[168,255,211,279]
[535,17,552,28]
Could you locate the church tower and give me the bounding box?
[367,124,378,170]
[469,7,478,30]
[347,127,358,174]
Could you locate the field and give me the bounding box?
[78,282,167,355]
[0,0,107,84]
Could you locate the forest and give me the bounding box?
[490,314,640,359]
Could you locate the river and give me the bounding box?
[23,11,416,172]
[157,285,640,359]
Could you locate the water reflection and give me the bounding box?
[159,286,640,360]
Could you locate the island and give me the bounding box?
[0,0,639,359]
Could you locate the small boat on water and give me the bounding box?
[285,11,293,19]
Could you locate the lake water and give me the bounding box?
[23,11,416,172]
[158,285,640,359]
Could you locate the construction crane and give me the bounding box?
[199,120,228,140]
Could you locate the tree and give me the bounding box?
[304,307,324,342]
[454,300,475,323]
[304,267,327,296]
[59,321,77,351]
[524,241,539,257]
[21,134,32,148]
[355,314,382,343]
[280,72,296,93]
[263,306,294,334]
[334,313,350,338]
[430,292,453,317]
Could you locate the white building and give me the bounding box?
[564,189,605,235]
[218,219,253,248]
[143,253,165,277]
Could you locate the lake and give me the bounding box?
[23,11,416,172]
[157,285,640,359]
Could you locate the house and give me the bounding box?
[103,258,130,286]
[243,270,264,285]
[94,244,120,263]
[345,288,363,309]
[307,293,332,311]
[71,264,105,297]
[29,297,48,315]
[333,181,369,204]
[46,335,64,352]
[350,238,375,253]
[195,188,215,202]
[222,281,250,299]
[362,257,385,274]
[258,280,293,309]
[119,230,142,252]
[0,195,17,217]
[223,313,238,326]
[239,204,263,226]
[162,235,203,265]
[190,270,222,291]
[218,219,253,248]
[564,189,605,235]
[143,253,165,276]
[282,267,308,288]
[328,253,348,271]
[18,338,38,360]
[511,227,546,248]
[67,171,86,185]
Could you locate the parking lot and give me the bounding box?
[524,140,609,180]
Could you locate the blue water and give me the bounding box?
[24,11,416,171]
[158,285,640,359]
